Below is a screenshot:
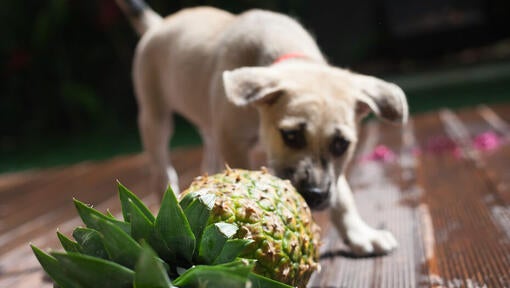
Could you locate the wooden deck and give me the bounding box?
[1,104,510,287]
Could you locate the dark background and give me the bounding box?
[2,0,510,172]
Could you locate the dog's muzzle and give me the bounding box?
[279,166,332,210]
[296,181,330,210]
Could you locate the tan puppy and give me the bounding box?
[116,0,408,256]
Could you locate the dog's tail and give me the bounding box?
[114,0,162,36]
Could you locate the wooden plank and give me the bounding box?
[411,109,510,287]
[0,169,56,196]
[488,104,510,126]
[445,105,510,204]
[0,154,146,255]
[365,120,428,288]
[0,148,202,257]
[1,155,144,226]
[457,106,510,240]
[0,245,53,288]
[478,105,510,138]
[413,111,461,287]
[0,271,52,288]
[440,109,509,286]
[0,192,160,288]
[376,120,424,288]
[475,105,510,204]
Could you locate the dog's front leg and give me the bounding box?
[330,175,397,256]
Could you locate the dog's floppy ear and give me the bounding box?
[223,67,283,106]
[352,74,409,124]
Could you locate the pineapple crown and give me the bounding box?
[31,181,294,288]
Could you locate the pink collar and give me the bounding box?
[272,52,309,65]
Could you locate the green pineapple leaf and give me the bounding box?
[212,239,253,265]
[128,199,178,267]
[129,199,154,242]
[134,243,175,288]
[198,222,238,264]
[92,214,143,268]
[182,192,216,242]
[248,272,294,288]
[155,186,195,264]
[177,190,195,209]
[51,252,134,288]
[72,227,108,259]
[179,189,215,210]
[31,245,78,288]
[172,259,254,288]
[118,181,155,223]
[74,199,131,235]
[56,231,80,253]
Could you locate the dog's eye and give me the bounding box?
[280,128,306,149]
[330,136,350,157]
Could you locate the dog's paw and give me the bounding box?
[344,225,398,256]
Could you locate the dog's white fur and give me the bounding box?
[116,2,407,256]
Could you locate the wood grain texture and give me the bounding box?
[1,105,510,287]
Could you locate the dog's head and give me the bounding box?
[223,62,408,210]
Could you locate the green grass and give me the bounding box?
[388,60,510,114]
[0,116,201,174]
[1,131,141,173]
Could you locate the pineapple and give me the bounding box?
[181,168,320,287]
[32,168,320,288]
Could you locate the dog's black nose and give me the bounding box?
[297,184,330,210]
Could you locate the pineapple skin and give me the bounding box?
[180,168,321,287]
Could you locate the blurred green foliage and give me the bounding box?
[2,0,135,152]
[0,0,305,171]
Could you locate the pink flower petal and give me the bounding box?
[472,131,501,151]
[361,145,396,163]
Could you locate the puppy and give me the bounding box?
[115,0,408,256]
